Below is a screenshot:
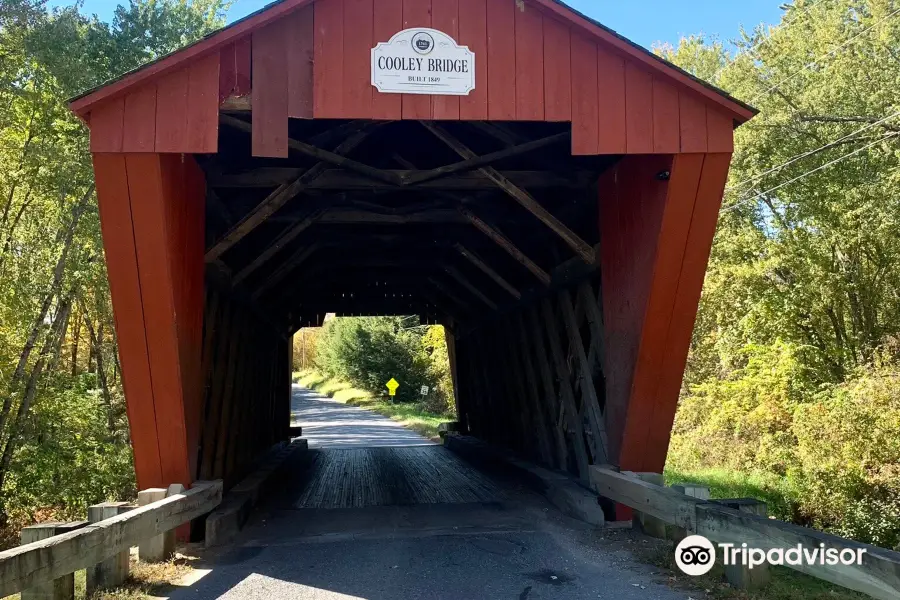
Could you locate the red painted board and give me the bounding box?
[122,86,157,152]
[598,154,674,466]
[125,153,192,488]
[234,37,252,97]
[92,153,163,489]
[314,0,344,118]
[286,5,315,118]
[458,0,488,120]
[596,48,625,153]
[432,0,460,120]
[371,0,403,119]
[218,43,237,102]
[159,155,206,478]
[154,67,190,153]
[617,153,702,473]
[652,77,679,154]
[401,0,432,119]
[343,0,375,119]
[485,0,516,120]
[186,52,220,153]
[625,62,653,153]
[514,2,544,121]
[570,34,598,155]
[679,90,707,153]
[542,15,571,122]
[707,108,734,153]
[90,98,125,153]
[252,19,289,158]
[645,153,731,473]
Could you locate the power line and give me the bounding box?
[722,132,899,214]
[748,5,900,105]
[726,110,900,192]
[737,0,829,60]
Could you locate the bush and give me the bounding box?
[668,342,900,549]
[314,317,450,407]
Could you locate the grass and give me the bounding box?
[1,554,195,600]
[663,467,801,523]
[294,369,452,440]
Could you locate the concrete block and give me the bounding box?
[670,483,711,500]
[86,502,132,595]
[716,498,771,590]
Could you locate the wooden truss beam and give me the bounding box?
[206,126,374,262]
[422,122,595,264]
[458,206,550,284]
[443,266,498,311]
[209,169,595,190]
[454,243,520,299]
[220,115,400,185]
[402,129,570,186]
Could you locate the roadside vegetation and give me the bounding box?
[292,316,456,439]
[657,0,900,551]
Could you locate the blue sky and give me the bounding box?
[50,0,785,50]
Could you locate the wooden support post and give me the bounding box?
[137,489,170,562]
[539,299,593,480]
[669,483,711,541]
[558,289,609,463]
[506,315,554,465]
[518,311,568,471]
[716,499,771,590]
[20,523,86,600]
[86,502,132,595]
[630,473,667,539]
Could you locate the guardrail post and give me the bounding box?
[715,498,771,590]
[630,473,667,539]
[86,502,132,595]
[668,483,711,541]
[137,488,170,562]
[20,522,87,600]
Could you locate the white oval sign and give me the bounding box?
[371,28,475,96]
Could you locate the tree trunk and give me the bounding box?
[0,185,92,436]
[0,297,72,496]
[80,298,115,434]
[71,309,81,376]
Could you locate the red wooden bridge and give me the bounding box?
[69,0,752,515]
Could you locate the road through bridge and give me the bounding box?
[166,384,690,600]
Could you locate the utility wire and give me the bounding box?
[726,110,900,192]
[722,132,899,214]
[747,5,900,105]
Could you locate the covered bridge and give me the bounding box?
[68,0,754,506]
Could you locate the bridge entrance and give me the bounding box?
[69,0,753,525]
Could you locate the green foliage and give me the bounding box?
[0,0,227,532]
[662,0,900,550]
[314,317,454,408]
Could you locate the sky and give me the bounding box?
[48,0,786,51]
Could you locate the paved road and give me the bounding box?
[291,385,435,448]
[169,386,694,600]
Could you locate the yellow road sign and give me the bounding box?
[386,378,399,396]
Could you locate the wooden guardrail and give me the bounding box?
[590,466,900,600]
[0,480,222,598]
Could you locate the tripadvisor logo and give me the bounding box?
[675,534,868,576]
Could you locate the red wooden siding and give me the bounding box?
[87,0,739,156]
[90,57,218,154]
[598,152,731,475]
[286,7,315,118]
[401,0,433,119]
[253,19,290,157]
[93,153,207,495]
[431,0,460,120]
[92,153,162,487]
